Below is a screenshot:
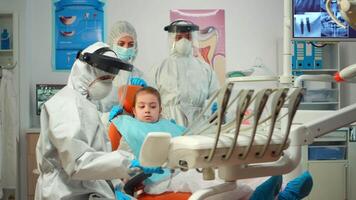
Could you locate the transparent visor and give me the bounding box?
[168,31,200,56]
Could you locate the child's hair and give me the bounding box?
[133,86,161,107]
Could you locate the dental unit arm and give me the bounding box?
[294,64,356,146]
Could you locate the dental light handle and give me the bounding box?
[334,64,356,82]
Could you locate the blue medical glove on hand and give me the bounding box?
[130,159,164,175]
[278,171,313,200]
[109,105,124,122]
[114,185,131,200]
[250,175,282,200]
[211,102,218,114]
[130,77,147,87]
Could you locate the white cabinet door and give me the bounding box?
[308,161,347,200]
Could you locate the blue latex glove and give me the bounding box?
[114,185,131,200]
[130,159,164,175]
[130,77,147,87]
[211,102,218,114]
[250,175,282,200]
[109,105,124,122]
[278,171,313,200]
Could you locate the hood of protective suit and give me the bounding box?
[108,21,138,62]
[67,42,117,100]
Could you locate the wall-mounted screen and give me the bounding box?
[293,0,356,41]
[36,84,65,115]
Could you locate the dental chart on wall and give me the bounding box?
[53,0,105,70]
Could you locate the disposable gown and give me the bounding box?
[150,54,220,127]
[35,42,134,200]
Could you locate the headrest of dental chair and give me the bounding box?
[118,85,143,114]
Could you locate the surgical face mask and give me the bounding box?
[87,77,113,100]
[112,45,136,62]
[173,38,192,56]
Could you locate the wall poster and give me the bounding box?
[53,0,105,70]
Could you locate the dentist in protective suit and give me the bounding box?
[35,42,159,200]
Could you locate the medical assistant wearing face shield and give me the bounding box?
[150,20,220,127]
[99,21,147,112]
[35,42,136,200]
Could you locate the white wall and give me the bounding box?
[26,0,69,128]
[106,0,284,74]
[26,0,285,127]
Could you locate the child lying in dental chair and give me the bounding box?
[109,86,313,200]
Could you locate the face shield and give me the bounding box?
[77,47,133,75]
[164,20,200,57]
[77,47,134,100]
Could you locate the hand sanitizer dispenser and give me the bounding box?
[1,29,10,50]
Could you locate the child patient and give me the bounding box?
[108,86,186,158]
[109,86,313,200]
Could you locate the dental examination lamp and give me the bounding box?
[326,0,356,29]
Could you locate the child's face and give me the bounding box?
[133,92,161,123]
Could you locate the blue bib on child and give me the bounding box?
[111,115,186,185]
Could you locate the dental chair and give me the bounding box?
[136,77,356,200]
[108,80,356,200]
[137,82,305,200]
[108,83,304,200]
[108,85,192,200]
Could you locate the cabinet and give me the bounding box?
[292,42,341,110]
[0,12,17,73]
[299,126,356,200]
[26,132,40,200]
[292,111,352,200]
[0,12,18,200]
[308,161,347,200]
[304,128,349,200]
[348,127,356,200]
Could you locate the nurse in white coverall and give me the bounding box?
[150,20,220,127]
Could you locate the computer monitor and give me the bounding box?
[36,84,65,115]
[292,0,356,41]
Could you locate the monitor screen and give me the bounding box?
[292,0,356,41]
[36,84,65,115]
